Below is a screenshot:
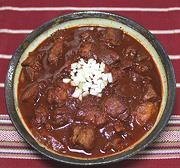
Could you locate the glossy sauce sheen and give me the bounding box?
[18,27,162,158]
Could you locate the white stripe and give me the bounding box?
[0,83,4,88]
[0,114,9,118]
[0,29,32,34]
[0,155,43,160]
[0,148,37,154]
[155,130,180,142]
[139,148,180,154]
[0,54,12,59]
[1,54,180,60]
[176,83,180,88]
[151,29,180,34]
[1,6,180,12]
[1,28,180,35]
[168,120,180,124]
[0,130,23,142]
[169,55,180,60]
[131,155,180,160]
[0,120,12,124]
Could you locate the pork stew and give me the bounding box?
[18,26,162,158]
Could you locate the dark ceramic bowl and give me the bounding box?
[5,11,176,165]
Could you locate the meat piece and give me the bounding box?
[123,46,137,59]
[32,105,48,127]
[65,97,80,110]
[103,125,116,139]
[103,28,123,45]
[36,130,66,152]
[52,108,72,127]
[46,135,65,152]
[22,83,39,101]
[80,31,95,43]
[111,68,124,83]
[135,53,147,62]
[112,138,124,150]
[81,95,101,107]
[71,125,95,150]
[144,84,157,100]
[22,52,43,81]
[113,121,125,133]
[19,70,25,83]
[24,67,36,81]
[77,107,107,126]
[48,39,63,65]
[47,85,68,104]
[96,46,120,65]
[103,97,128,120]
[120,46,138,69]
[134,62,152,73]
[79,43,93,59]
[133,102,158,126]
[121,58,133,69]
[23,62,42,81]
[22,52,36,66]
[129,71,144,83]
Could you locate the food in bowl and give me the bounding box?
[17,26,162,158]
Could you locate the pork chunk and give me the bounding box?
[123,46,137,59]
[22,83,39,101]
[112,138,124,150]
[71,126,95,150]
[134,62,152,73]
[77,107,107,126]
[51,108,71,127]
[111,68,124,82]
[103,97,128,120]
[32,105,48,127]
[97,47,120,65]
[48,39,63,65]
[103,28,123,45]
[47,85,68,104]
[113,121,125,133]
[144,84,157,100]
[133,102,158,126]
[22,53,43,81]
[79,43,94,59]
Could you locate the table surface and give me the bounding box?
[0,0,180,167]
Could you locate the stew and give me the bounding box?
[18,26,162,158]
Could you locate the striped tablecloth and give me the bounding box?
[0,0,180,167]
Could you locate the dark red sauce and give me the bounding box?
[18,26,162,158]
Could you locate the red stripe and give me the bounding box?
[1,11,180,30]
[2,0,180,8]
[172,60,180,82]
[173,89,180,116]
[0,157,180,168]
[154,34,180,55]
[0,34,27,55]
[0,89,7,115]
[0,59,9,83]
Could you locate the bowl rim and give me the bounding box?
[5,11,176,165]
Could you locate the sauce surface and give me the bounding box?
[18,26,162,158]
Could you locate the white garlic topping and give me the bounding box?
[63,58,113,100]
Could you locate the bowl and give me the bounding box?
[5,11,176,165]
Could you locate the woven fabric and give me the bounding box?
[0,0,180,167]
